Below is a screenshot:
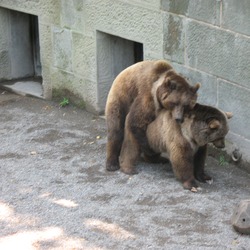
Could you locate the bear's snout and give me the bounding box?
[213,139,225,148]
[175,117,184,123]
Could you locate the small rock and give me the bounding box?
[231,200,250,234]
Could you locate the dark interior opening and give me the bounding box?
[134,42,143,63]
[0,8,43,97]
[30,15,42,77]
[96,31,144,112]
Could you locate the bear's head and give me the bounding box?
[189,104,233,148]
[156,70,200,123]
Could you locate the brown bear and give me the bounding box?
[119,103,233,191]
[105,60,200,171]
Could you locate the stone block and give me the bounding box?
[0,50,11,80]
[0,7,9,49]
[161,0,220,25]
[171,63,217,106]
[40,65,52,99]
[39,24,52,66]
[163,13,185,64]
[61,0,86,32]
[52,28,72,72]
[83,79,98,114]
[125,0,161,10]
[218,79,250,140]
[0,0,60,25]
[72,32,96,80]
[222,0,250,36]
[231,200,250,235]
[85,0,163,54]
[51,68,98,113]
[161,0,189,15]
[186,20,250,89]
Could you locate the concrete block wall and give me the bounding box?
[0,0,163,113]
[0,0,249,166]
[83,0,163,112]
[161,0,250,166]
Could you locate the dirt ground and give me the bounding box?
[0,90,250,250]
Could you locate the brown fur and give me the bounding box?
[105,60,200,171]
[119,103,233,191]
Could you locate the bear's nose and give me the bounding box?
[175,117,184,123]
[213,140,225,148]
[216,143,225,148]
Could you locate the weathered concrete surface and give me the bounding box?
[222,0,250,36]
[161,0,220,25]
[0,91,250,249]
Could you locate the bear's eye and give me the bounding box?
[168,102,176,109]
[169,82,176,91]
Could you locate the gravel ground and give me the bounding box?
[0,90,250,250]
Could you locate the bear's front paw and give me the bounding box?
[195,172,212,183]
[106,164,120,171]
[183,179,199,192]
[121,167,138,175]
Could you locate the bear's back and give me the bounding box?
[110,60,173,97]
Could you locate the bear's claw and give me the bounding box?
[106,164,120,171]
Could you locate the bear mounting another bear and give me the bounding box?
[105,60,200,172]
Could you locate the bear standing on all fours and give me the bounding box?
[120,103,233,192]
[105,60,200,172]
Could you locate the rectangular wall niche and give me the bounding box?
[0,7,42,97]
[96,31,143,113]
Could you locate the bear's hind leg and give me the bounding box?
[106,130,123,171]
[106,107,126,171]
[119,114,140,175]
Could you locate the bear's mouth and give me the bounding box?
[212,138,225,148]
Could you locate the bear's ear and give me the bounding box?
[208,119,220,129]
[225,112,233,119]
[191,83,200,93]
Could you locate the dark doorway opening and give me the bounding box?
[96,31,143,112]
[0,7,42,97]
